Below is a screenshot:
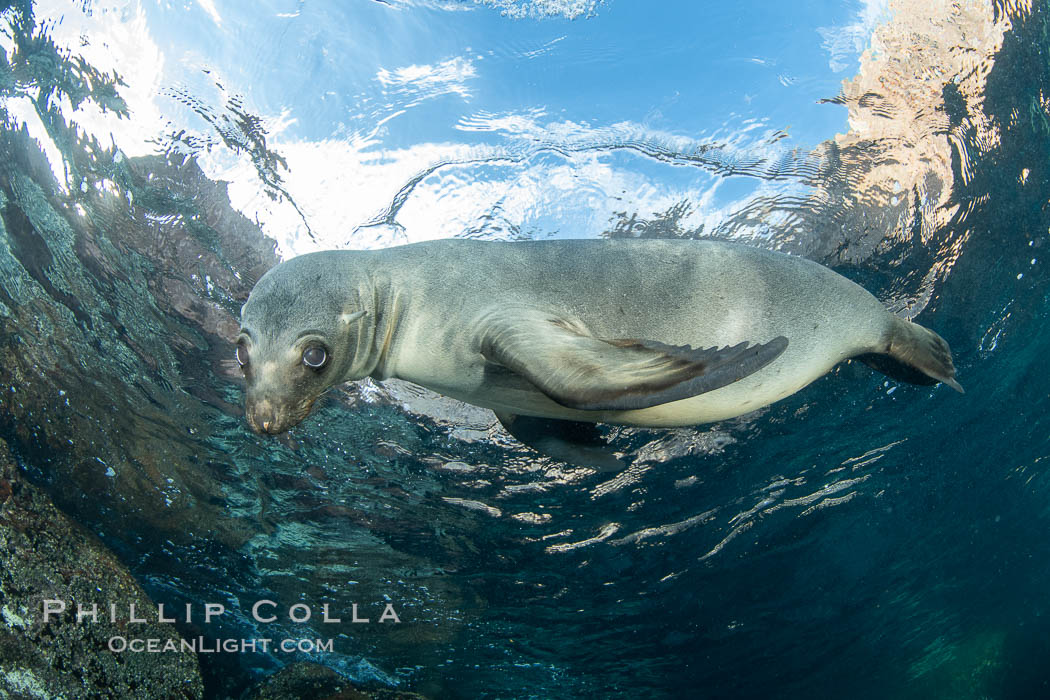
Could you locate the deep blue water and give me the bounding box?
[1,0,1050,698]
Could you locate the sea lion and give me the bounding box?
[236,239,961,463]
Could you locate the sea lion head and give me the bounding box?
[236,252,372,435]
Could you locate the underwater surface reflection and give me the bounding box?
[1,0,1049,698]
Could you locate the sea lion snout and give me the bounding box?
[245,393,311,435]
[246,396,283,434]
[236,337,335,435]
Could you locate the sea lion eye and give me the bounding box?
[235,343,249,368]
[302,345,327,369]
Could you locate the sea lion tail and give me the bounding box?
[858,317,964,393]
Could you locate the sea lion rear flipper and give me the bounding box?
[859,316,964,393]
[479,309,788,411]
[495,413,627,472]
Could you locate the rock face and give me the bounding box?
[0,438,204,699]
[242,662,427,700]
[795,0,1024,312]
[820,0,1016,253]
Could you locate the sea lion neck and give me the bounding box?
[340,250,408,382]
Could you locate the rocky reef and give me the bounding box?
[0,437,204,698]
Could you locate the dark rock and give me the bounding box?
[242,662,428,700]
[0,437,204,698]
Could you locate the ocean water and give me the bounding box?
[1,0,1048,698]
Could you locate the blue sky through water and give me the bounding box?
[8,0,886,252]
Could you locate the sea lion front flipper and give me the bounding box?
[495,412,627,473]
[479,309,788,411]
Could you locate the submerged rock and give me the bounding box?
[0,438,204,699]
[242,662,427,700]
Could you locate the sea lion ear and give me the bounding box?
[340,310,367,325]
